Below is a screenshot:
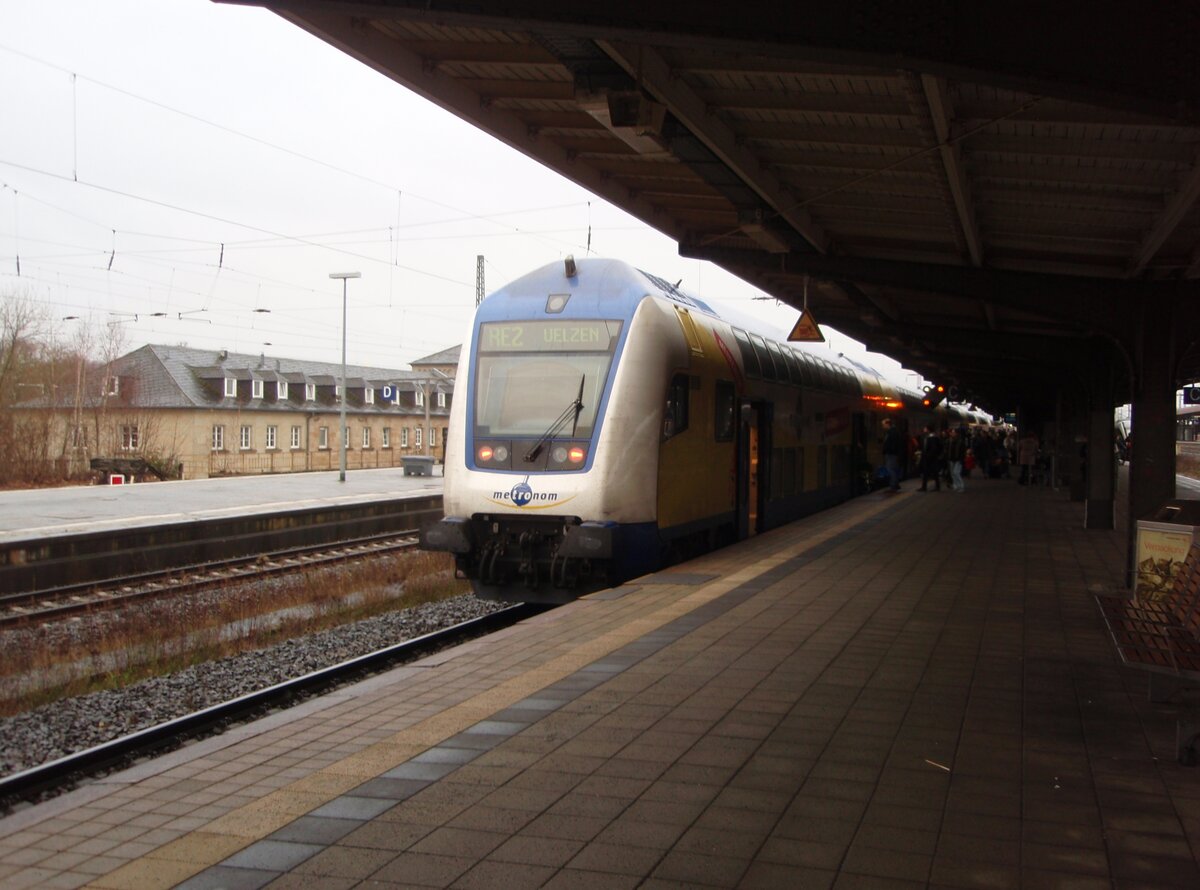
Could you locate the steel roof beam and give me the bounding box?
[1128,154,1200,276]
[919,74,983,267]
[595,40,830,255]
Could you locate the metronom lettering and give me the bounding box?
[492,491,560,502]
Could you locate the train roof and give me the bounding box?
[483,257,895,378]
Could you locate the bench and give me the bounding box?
[1096,542,1200,764]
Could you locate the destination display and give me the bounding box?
[479,320,620,352]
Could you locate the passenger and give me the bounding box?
[917,424,943,492]
[881,418,903,492]
[1018,430,1039,485]
[946,427,967,492]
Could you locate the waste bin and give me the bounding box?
[1135,500,1200,602]
[402,455,435,476]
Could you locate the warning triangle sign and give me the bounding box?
[788,310,824,342]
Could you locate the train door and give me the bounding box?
[737,401,772,539]
[851,411,868,494]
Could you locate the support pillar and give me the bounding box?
[1085,349,1117,529]
[1128,296,1177,524]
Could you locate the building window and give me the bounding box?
[429,427,437,447]
[415,388,425,407]
[305,383,316,401]
[400,427,409,448]
[224,378,237,398]
[252,379,264,399]
[266,425,277,449]
[362,427,371,448]
[290,425,301,449]
[415,427,423,449]
[278,380,289,400]
[335,384,342,400]
[120,424,139,450]
[382,427,390,448]
[240,425,253,450]
[343,426,350,448]
[105,376,120,396]
[69,425,87,448]
[365,388,375,405]
[437,391,446,408]
[212,425,225,451]
[318,426,329,449]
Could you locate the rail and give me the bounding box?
[0,603,545,809]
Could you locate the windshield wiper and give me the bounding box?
[524,376,584,462]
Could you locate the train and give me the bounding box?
[422,258,990,603]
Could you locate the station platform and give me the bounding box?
[0,467,443,545]
[3,475,1200,889]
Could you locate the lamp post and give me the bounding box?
[329,272,360,482]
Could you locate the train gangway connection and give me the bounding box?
[2,476,1199,888]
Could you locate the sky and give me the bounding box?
[0,0,915,384]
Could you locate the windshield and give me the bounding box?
[474,320,621,438]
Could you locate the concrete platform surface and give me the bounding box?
[1,475,1198,889]
[0,467,443,544]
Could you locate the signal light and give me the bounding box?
[478,445,493,461]
[568,446,586,463]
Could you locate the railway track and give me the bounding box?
[0,602,545,809]
[0,531,424,627]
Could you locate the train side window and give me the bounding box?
[766,339,788,384]
[732,328,761,378]
[749,333,775,381]
[785,348,803,385]
[664,373,690,439]
[715,380,735,441]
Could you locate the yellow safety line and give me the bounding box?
[88,494,900,889]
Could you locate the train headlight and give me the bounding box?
[476,443,511,466]
[552,446,568,463]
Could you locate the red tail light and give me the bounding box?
[568,446,586,463]
[478,445,494,461]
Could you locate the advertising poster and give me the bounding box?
[1135,523,1195,603]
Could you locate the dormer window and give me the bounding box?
[104,376,120,396]
[278,380,289,400]
[415,388,425,407]
[224,378,237,398]
[305,383,316,401]
[365,388,375,405]
[436,391,446,408]
[252,379,264,399]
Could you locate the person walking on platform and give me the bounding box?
[1018,429,1039,485]
[917,424,943,491]
[946,427,967,492]
[881,418,903,492]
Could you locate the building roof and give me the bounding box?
[411,345,461,367]
[105,344,455,415]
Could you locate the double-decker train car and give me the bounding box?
[423,258,979,603]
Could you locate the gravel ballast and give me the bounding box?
[0,593,506,780]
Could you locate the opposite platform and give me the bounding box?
[2,476,1199,889]
[0,467,443,544]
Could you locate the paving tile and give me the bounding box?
[223,840,324,872]
[652,849,750,887]
[490,834,584,867]
[177,865,278,890]
[450,859,556,890]
[408,826,508,858]
[292,844,397,878]
[367,851,474,886]
[309,795,398,821]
